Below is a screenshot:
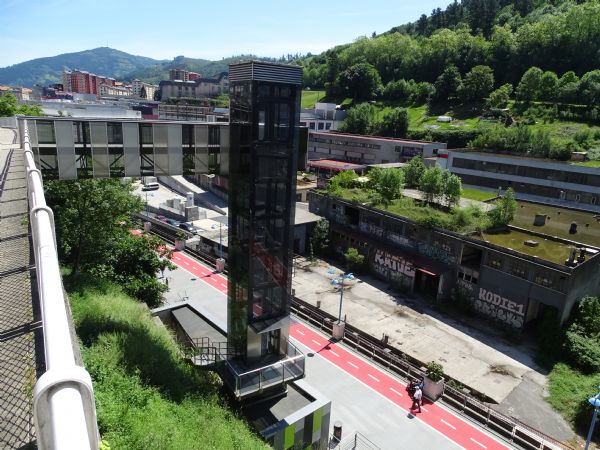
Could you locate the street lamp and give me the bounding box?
[584,386,600,450]
[331,272,354,339]
[331,272,354,322]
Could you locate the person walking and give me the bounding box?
[412,386,422,413]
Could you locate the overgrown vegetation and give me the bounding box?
[45,179,172,306]
[67,275,267,450]
[537,297,600,437]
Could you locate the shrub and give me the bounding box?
[426,361,444,382]
[344,247,365,273]
[564,331,600,373]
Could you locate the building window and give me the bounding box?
[487,254,503,269]
[326,123,331,130]
[510,260,528,279]
[107,122,123,144]
[318,122,324,130]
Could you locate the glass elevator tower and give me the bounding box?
[227,61,302,363]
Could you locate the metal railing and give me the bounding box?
[331,432,381,450]
[291,297,574,450]
[20,119,100,450]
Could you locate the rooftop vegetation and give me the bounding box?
[476,229,570,264]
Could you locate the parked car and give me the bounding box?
[179,222,198,233]
[155,215,167,223]
[166,218,180,227]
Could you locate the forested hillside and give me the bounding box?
[298,0,600,162]
[302,0,600,92]
[0,47,162,87]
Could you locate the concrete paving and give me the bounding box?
[159,255,513,450]
[291,256,575,442]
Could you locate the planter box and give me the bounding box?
[174,239,186,251]
[423,376,444,401]
[332,321,346,340]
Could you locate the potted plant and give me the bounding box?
[423,361,445,401]
[174,230,187,251]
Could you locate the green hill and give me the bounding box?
[0,47,163,87]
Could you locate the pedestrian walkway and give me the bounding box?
[160,248,515,450]
[0,134,41,449]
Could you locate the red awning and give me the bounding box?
[418,268,437,277]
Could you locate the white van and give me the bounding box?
[142,182,159,191]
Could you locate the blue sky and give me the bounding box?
[0,0,446,67]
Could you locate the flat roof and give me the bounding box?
[367,162,408,169]
[307,159,366,170]
[310,130,444,145]
[448,148,596,169]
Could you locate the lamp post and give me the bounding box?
[584,386,600,450]
[331,272,354,339]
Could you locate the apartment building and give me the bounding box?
[62,70,116,95]
[308,130,446,164]
[439,149,600,208]
[158,72,228,100]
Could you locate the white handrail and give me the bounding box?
[18,118,100,450]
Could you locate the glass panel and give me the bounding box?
[37,121,56,144]
[107,122,123,144]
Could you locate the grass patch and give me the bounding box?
[547,362,600,429]
[67,274,267,450]
[576,160,600,167]
[301,90,325,109]
[478,229,571,264]
[461,187,497,202]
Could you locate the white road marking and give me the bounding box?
[421,406,429,412]
[389,387,403,396]
[183,261,189,265]
[441,419,456,430]
[368,374,380,382]
[329,350,340,357]
[470,438,487,449]
[312,339,321,346]
[220,283,227,289]
[348,361,359,369]
[296,330,305,336]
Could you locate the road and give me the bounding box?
[162,246,513,450]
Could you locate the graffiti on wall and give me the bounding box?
[417,242,453,264]
[359,222,384,238]
[472,288,525,328]
[388,233,412,248]
[373,249,416,277]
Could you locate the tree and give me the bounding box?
[0,91,43,117]
[516,67,543,102]
[419,167,444,203]
[489,187,517,227]
[337,63,382,102]
[310,219,331,256]
[530,129,552,157]
[339,103,378,135]
[539,71,559,102]
[433,66,462,102]
[44,178,173,305]
[370,167,404,205]
[377,107,408,138]
[486,83,513,108]
[404,155,426,188]
[442,173,462,207]
[458,65,494,103]
[579,70,600,106]
[327,169,359,194]
[44,178,144,273]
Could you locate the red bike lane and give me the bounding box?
[164,247,511,450]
